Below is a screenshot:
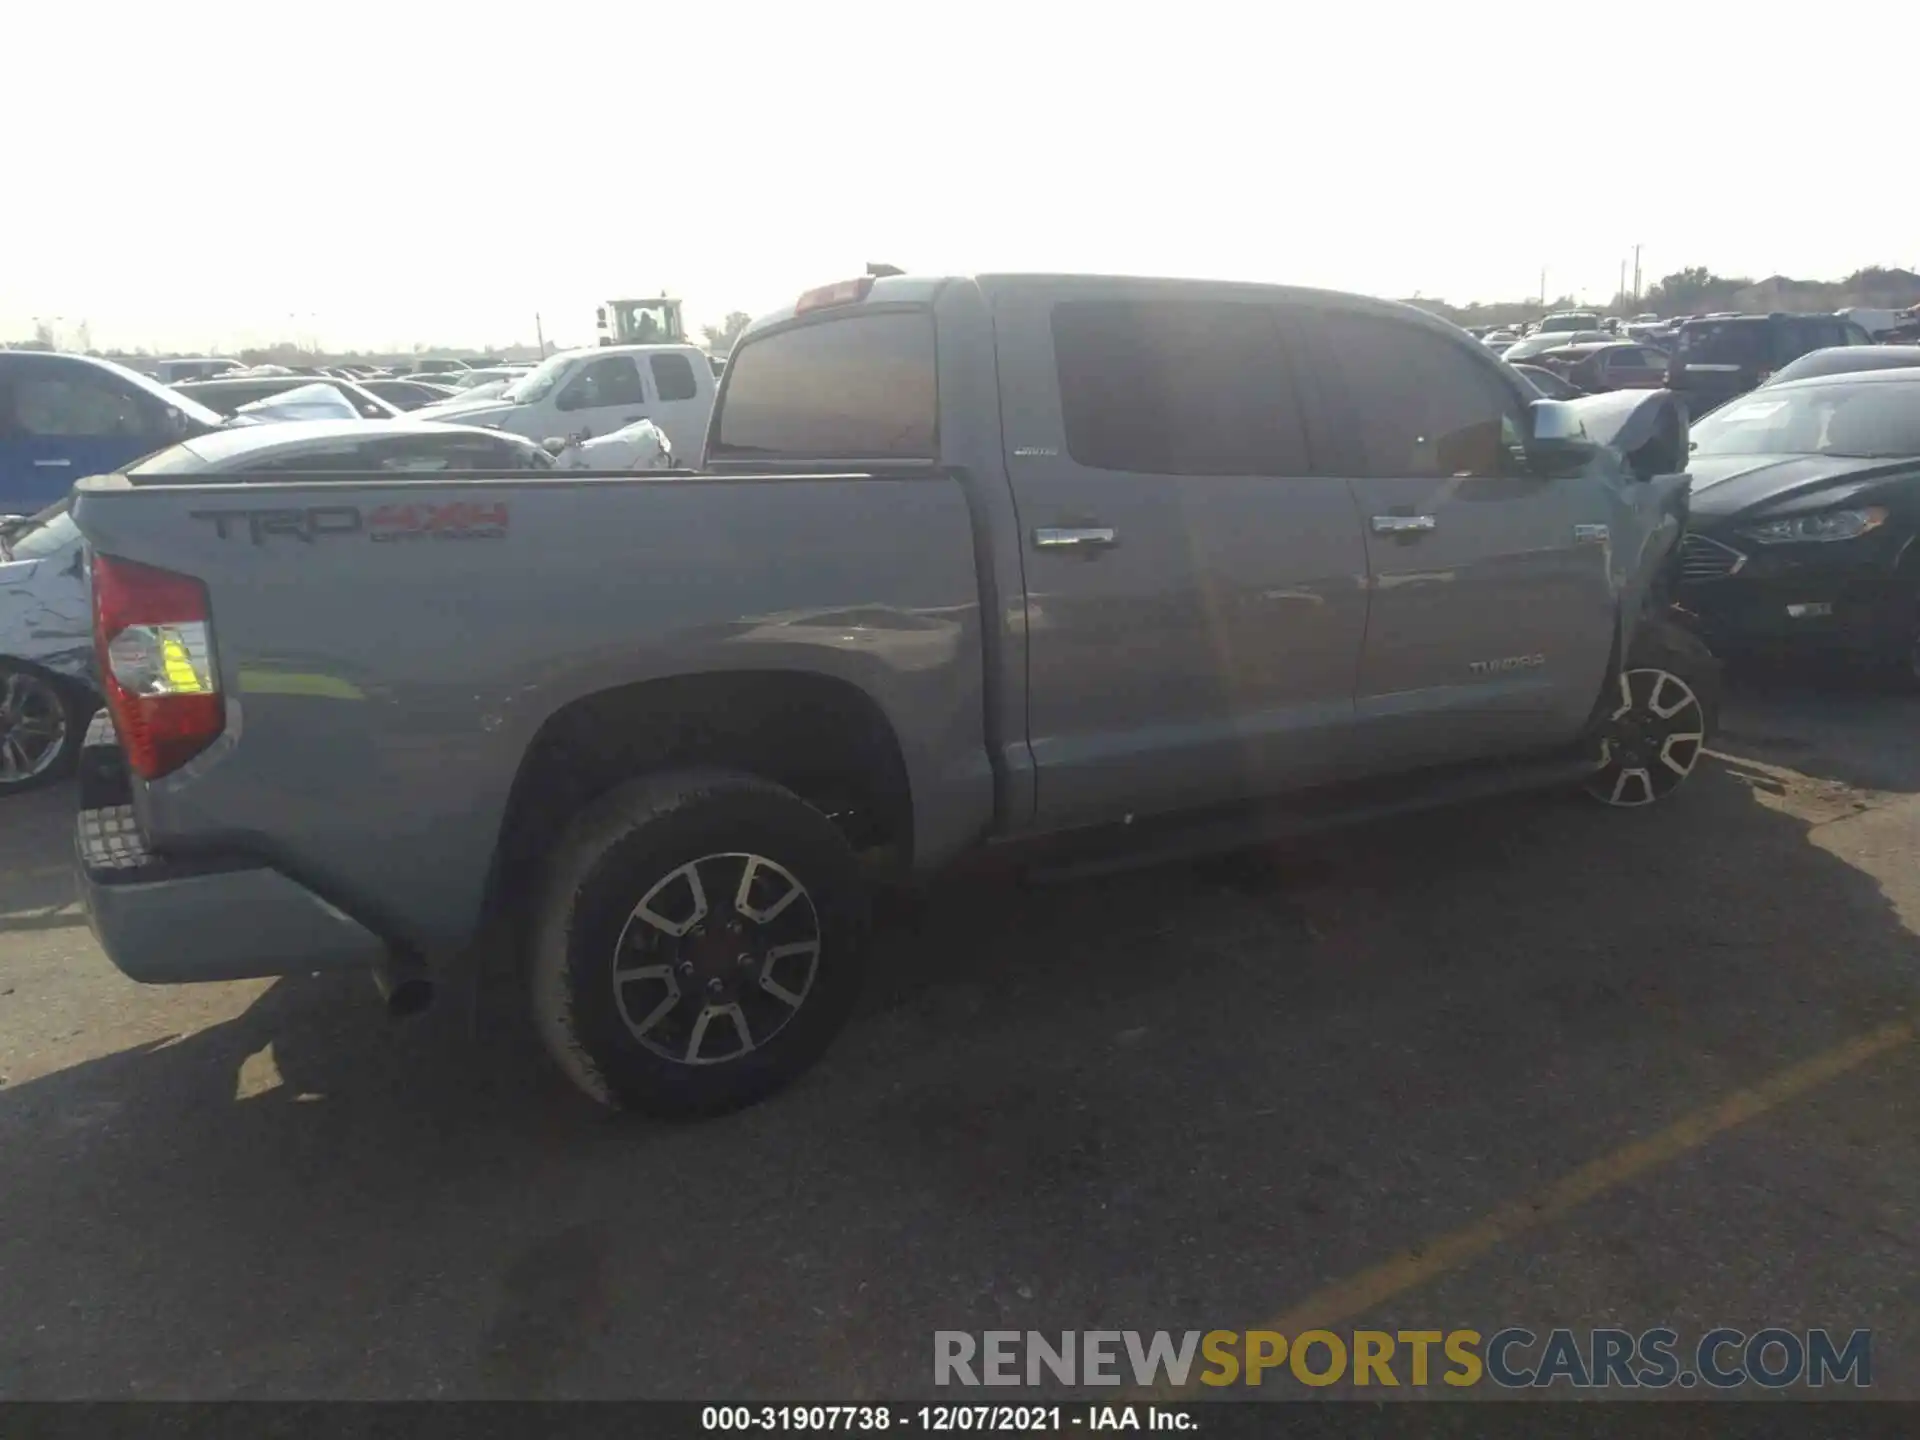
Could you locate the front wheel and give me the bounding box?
[1582,619,1721,808]
[530,769,868,1117]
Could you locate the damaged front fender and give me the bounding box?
[1559,388,1695,652]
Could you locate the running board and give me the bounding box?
[1018,751,1599,886]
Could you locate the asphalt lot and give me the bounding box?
[1,674,1917,1401]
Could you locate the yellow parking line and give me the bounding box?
[1152,1017,1914,1397]
[1264,1019,1914,1336]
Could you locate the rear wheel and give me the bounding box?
[1583,619,1720,808]
[530,769,868,1117]
[0,664,86,798]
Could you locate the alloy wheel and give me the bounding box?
[0,671,68,788]
[1585,667,1706,807]
[610,852,821,1065]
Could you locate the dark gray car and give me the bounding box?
[66,273,1716,1115]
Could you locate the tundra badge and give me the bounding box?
[1469,654,1546,676]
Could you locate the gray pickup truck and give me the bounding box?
[69,273,1715,1116]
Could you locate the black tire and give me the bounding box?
[0,662,88,798]
[1582,617,1721,808]
[530,768,868,1117]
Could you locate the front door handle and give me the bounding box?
[1034,526,1117,550]
[32,458,73,468]
[1371,514,1437,535]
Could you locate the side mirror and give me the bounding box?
[540,436,569,456]
[1524,399,1599,478]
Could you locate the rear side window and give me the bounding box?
[1315,311,1523,479]
[1677,322,1766,365]
[713,311,937,460]
[650,353,699,403]
[1050,299,1312,475]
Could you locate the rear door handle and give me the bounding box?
[32,458,73,468]
[1034,526,1117,550]
[1371,514,1436,535]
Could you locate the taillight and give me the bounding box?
[91,553,223,780]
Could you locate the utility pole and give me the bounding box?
[534,313,547,357]
[1632,243,1643,304]
[1619,260,1627,311]
[1540,268,1547,307]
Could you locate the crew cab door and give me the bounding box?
[551,353,650,440]
[1298,307,1616,772]
[640,350,712,460]
[991,282,1371,831]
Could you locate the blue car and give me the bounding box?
[0,351,224,515]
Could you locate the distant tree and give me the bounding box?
[1643,266,1749,316]
[75,321,93,354]
[701,311,752,354]
[30,319,57,350]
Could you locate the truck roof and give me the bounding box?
[738,273,1468,343]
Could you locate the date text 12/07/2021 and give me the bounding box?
[702,1405,1194,1432]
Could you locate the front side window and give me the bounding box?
[712,311,937,461]
[1317,311,1523,478]
[557,356,645,411]
[650,353,699,403]
[1050,299,1312,475]
[12,368,168,438]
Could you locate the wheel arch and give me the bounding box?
[484,668,916,919]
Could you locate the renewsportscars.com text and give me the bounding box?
[934,1327,1871,1390]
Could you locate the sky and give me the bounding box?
[7,1,1917,354]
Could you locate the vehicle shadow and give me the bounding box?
[0,737,1916,1399]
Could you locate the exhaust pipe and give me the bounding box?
[372,951,435,1019]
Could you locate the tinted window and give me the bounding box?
[12,366,169,438]
[1050,299,1311,475]
[1606,348,1648,368]
[1316,311,1523,478]
[712,311,937,461]
[557,356,645,411]
[650,353,699,403]
[1678,321,1767,365]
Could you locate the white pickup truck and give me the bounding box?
[415,343,715,459]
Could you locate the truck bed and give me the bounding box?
[71,469,997,957]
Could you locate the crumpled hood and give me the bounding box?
[1684,452,1917,520]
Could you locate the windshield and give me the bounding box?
[0,501,79,562]
[1538,314,1598,333]
[1691,381,1920,459]
[501,354,575,404]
